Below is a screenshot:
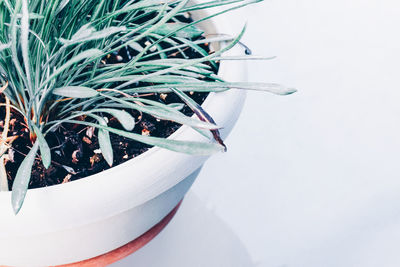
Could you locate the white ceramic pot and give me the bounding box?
[0,5,247,267]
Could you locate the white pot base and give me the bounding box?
[2,202,181,267]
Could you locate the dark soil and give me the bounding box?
[2,13,219,190]
[3,90,209,189]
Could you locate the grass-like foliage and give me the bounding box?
[0,0,295,214]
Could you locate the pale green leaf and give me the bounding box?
[144,23,204,39]
[127,41,144,52]
[95,116,113,167]
[55,0,71,14]
[53,86,99,98]
[168,103,185,111]
[42,49,103,87]
[102,94,220,130]
[67,120,225,156]
[32,124,51,169]
[12,142,39,215]
[98,129,113,167]
[0,42,10,52]
[90,108,135,131]
[95,74,202,84]
[60,25,126,46]
[21,0,33,93]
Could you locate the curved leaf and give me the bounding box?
[66,120,225,156]
[12,141,39,215]
[170,88,226,150]
[41,49,102,88]
[90,108,135,131]
[31,124,51,169]
[102,94,220,130]
[87,114,113,167]
[97,120,113,167]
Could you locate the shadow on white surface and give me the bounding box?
[113,192,254,267]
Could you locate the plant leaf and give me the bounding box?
[66,120,225,156]
[53,86,99,98]
[41,49,103,88]
[102,94,220,130]
[126,82,297,95]
[0,42,10,52]
[12,141,39,215]
[127,41,144,52]
[168,103,185,111]
[55,0,71,15]
[96,117,113,167]
[31,124,51,169]
[145,23,204,39]
[21,0,33,93]
[60,25,126,46]
[95,74,202,84]
[90,108,135,131]
[170,88,226,150]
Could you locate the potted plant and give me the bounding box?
[0,0,295,265]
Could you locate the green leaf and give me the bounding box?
[145,23,204,39]
[94,74,202,84]
[55,0,71,15]
[170,87,226,150]
[0,42,10,52]
[95,116,113,167]
[21,0,33,93]
[126,82,297,95]
[60,25,126,46]
[112,0,165,16]
[90,108,135,131]
[67,120,225,156]
[16,13,45,19]
[32,124,51,169]
[41,49,103,88]
[12,141,39,215]
[168,103,185,111]
[53,86,99,98]
[101,94,220,130]
[128,41,144,52]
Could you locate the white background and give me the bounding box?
[116,1,400,266]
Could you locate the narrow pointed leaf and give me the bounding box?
[0,42,10,52]
[42,49,102,87]
[128,82,297,95]
[144,23,204,39]
[53,86,99,98]
[170,88,226,150]
[95,117,113,167]
[128,42,144,52]
[55,0,71,14]
[21,0,33,93]
[12,142,39,215]
[102,94,220,130]
[91,108,135,131]
[66,120,225,156]
[95,74,202,84]
[168,103,185,111]
[32,124,51,169]
[60,26,126,46]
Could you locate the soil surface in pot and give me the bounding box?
[1,14,220,190]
